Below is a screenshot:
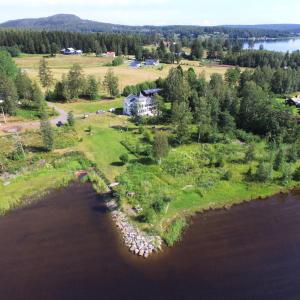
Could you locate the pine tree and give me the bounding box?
[32,82,45,114]
[40,119,54,152]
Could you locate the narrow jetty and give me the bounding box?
[106,199,163,258]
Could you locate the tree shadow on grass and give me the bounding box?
[111,161,124,167]
[24,145,47,153]
[130,157,155,165]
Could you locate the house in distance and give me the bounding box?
[144,59,160,66]
[286,95,300,108]
[123,89,162,116]
[60,48,83,55]
[103,51,116,57]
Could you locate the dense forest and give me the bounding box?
[0,30,155,55]
[124,65,299,143]
[223,49,300,68]
[0,14,294,38]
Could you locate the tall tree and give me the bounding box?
[171,101,192,144]
[85,75,99,100]
[103,69,119,98]
[40,119,54,152]
[32,82,45,113]
[0,74,18,115]
[15,70,33,100]
[152,131,169,164]
[67,64,85,99]
[39,58,53,90]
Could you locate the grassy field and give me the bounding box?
[14,54,230,89]
[55,98,123,115]
[115,138,300,244]
[74,114,135,181]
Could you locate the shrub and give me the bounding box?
[280,164,292,185]
[112,56,123,66]
[163,218,187,246]
[255,161,273,182]
[293,166,300,181]
[222,169,232,181]
[215,157,225,168]
[119,153,129,165]
[245,144,255,162]
[143,129,153,143]
[274,148,285,171]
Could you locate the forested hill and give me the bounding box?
[0,14,294,38]
[0,14,132,33]
[223,24,300,33]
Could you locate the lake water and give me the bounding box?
[1,183,300,299]
[243,38,300,52]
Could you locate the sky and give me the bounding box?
[0,0,300,26]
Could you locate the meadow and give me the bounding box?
[14,54,230,89]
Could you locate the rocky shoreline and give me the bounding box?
[107,199,163,258]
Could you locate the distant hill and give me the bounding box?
[0,14,135,32]
[0,14,298,37]
[223,24,300,33]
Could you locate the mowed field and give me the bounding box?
[14,54,231,89]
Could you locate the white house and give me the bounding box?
[123,89,162,116]
[60,48,83,55]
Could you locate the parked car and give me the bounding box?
[108,108,116,113]
[83,114,89,119]
[56,121,64,127]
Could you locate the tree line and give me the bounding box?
[223,49,300,69]
[0,29,155,55]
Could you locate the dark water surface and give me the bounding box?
[1,184,300,300]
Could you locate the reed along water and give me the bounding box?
[1,183,300,300]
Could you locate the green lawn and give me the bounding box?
[55,98,123,115]
[0,164,76,214]
[75,114,134,181]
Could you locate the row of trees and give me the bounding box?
[223,49,300,69]
[0,50,45,116]
[0,30,155,56]
[50,64,119,102]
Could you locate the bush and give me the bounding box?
[119,153,129,165]
[143,129,153,143]
[222,169,232,181]
[215,157,225,168]
[112,56,124,66]
[293,166,300,181]
[255,161,273,182]
[235,129,260,143]
[280,164,292,185]
[163,218,186,246]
